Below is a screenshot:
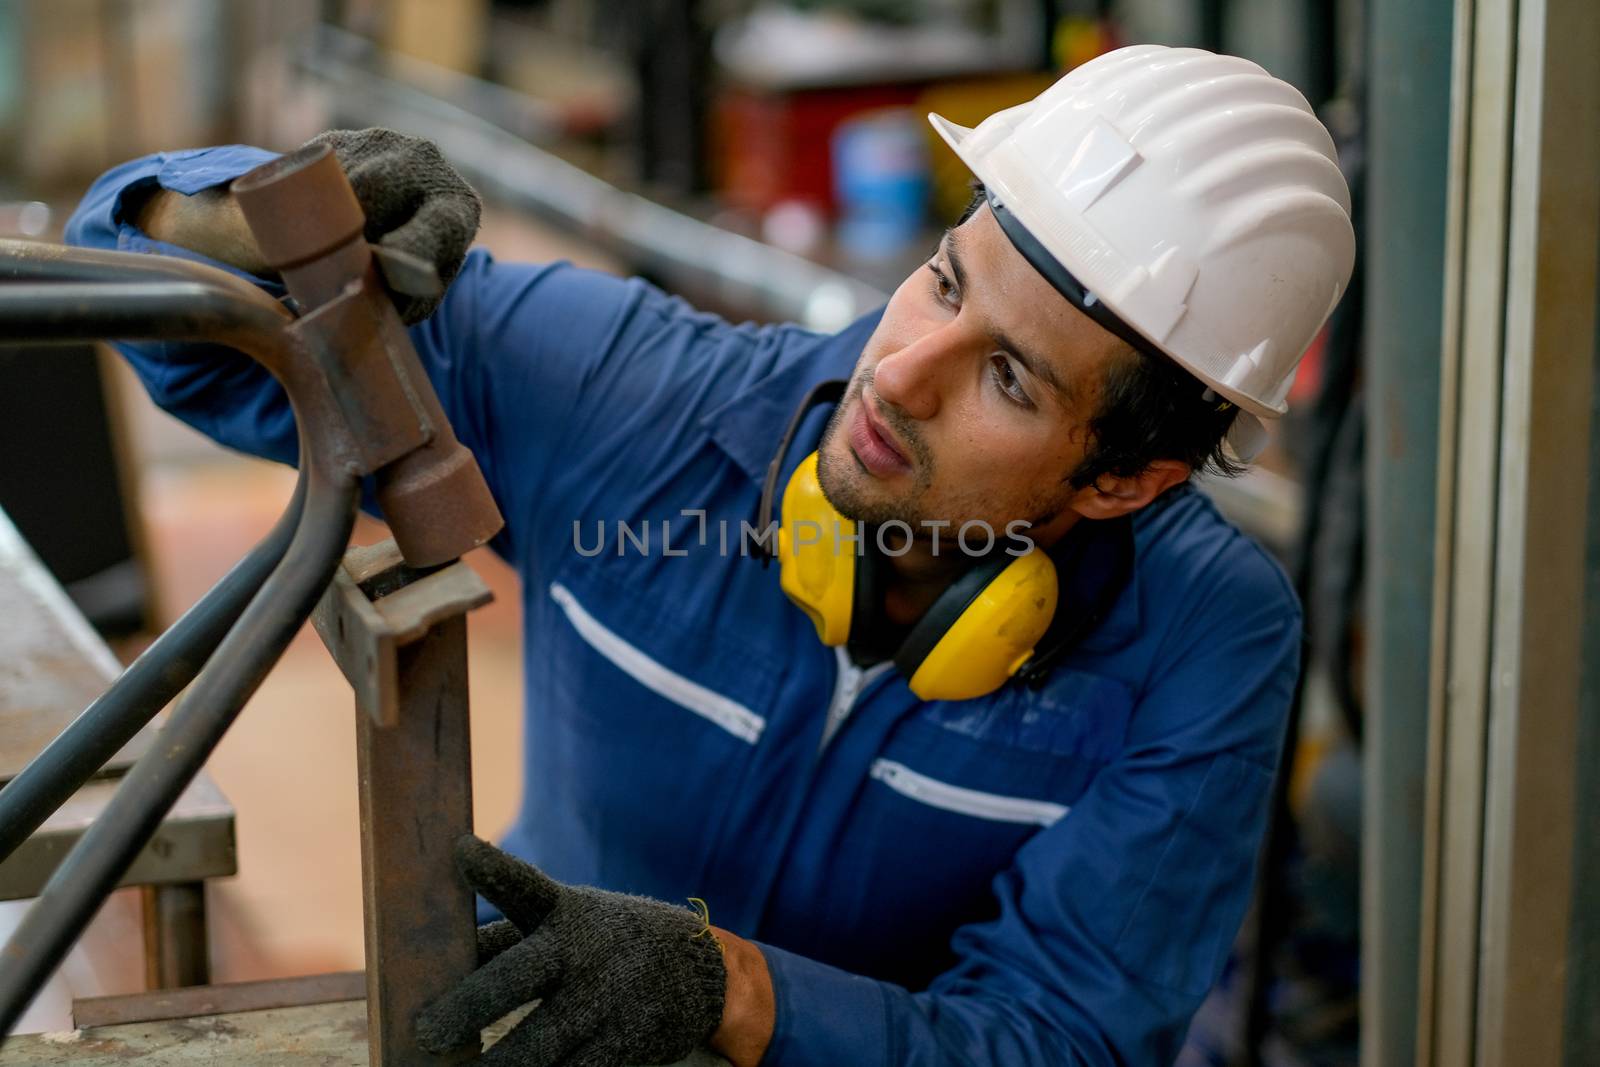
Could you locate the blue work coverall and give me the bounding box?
[69,147,1301,1067]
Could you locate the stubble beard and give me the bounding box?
[814,375,1068,536]
[815,374,936,527]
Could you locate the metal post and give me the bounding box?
[1361,0,1455,1062]
[1419,0,1600,1062]
[1471,0,1597,1060]
[1570,261,1600,1067]
[140,883,210,989]
[315,540,491,1065]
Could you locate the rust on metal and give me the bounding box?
[313,540,488,1064]
[312,541,491,728]
[232,144,504,567]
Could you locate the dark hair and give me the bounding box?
[1067,347,1242,487]
[955,184,1242,486]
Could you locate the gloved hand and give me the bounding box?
[306,127,482,324]
[415,836,727,1067]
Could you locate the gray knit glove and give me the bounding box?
[415,835,728,1067]
[305,127,482,324]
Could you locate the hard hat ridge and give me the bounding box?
[929,44,1356,459]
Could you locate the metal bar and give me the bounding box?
[0,466,358,1038]
[1420,0,1515,1056]
[0,281,292,349]
[1569,287,1600,1064]
[141,882,210,989]
[1361,0,1456,1062]
[0,237,296,312]
[72,971,366,1029]
[356,611,476,1065]
[1413,0,1482,1053]
[314,543,489,1065]
[0,475,305,864]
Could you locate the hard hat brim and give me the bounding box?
[928,113,974,151]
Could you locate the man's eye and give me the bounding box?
[927,262,959,308]
[990,355,1031,406]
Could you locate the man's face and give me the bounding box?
[818,203,1130,538]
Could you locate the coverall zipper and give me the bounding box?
[819,646,893,752]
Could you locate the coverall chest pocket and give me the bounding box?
[828,670,1135,985]
[538,562,780,890]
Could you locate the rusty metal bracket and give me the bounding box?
[233,144,504,568]
[313,539,490,1065]
[313,540,491,727]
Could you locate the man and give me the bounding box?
[68,44,1353,1067]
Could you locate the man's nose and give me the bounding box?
[871,322,970,422]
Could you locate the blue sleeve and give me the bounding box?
[64,147,668,563]
[64,146,299,465]
[758,548,1299,1067]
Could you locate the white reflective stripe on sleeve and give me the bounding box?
[549,582,766,744]
[869,759,1069,827]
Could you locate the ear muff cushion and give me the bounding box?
[899,550,1060,701]
[777,452,855,645]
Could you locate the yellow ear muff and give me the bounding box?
[776,452,855,646]
[904,549,1058,701]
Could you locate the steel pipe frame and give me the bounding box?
[0,245,368,1038]
[0,250,311,865]
[0,247,316,868]
[0,474,306,863]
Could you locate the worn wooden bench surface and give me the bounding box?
[0,992,368,1065]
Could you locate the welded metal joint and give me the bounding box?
[232,144,504,567]
[313,539,491,727]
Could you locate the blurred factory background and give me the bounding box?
[0,1,1593,1066]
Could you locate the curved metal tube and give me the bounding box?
[0,281,294,368]
[0,254,364,1038]
[0,475,307,864]
[0,238,293,323]
[0,463,358,1036]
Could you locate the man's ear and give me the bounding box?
[1069,460,1190,519]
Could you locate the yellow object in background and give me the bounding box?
[1054,16,1122,74]
[917,74,1056,223]
[381,0,490,75]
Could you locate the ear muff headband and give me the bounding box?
[775,450,1062,701]
[758,379,847,566]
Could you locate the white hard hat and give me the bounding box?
[930,44,1355,459]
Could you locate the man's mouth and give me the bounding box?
[847,393,912,478]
